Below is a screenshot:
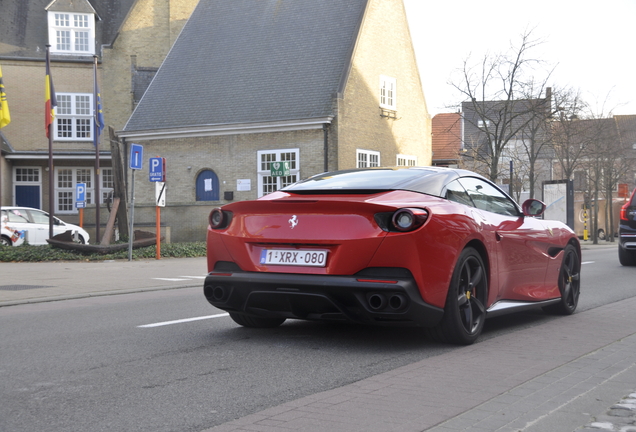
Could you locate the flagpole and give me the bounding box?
[93,56,101,243]
[0,63,10,208]
[46,46,55,240]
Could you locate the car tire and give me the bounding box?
[618,245,636,266]
[0,235,11,246]
[544,244,580,315]
[427,247,488,345]
[229,312,285,328]
[73,235,86,245]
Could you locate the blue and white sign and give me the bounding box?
[75,183,86,209]
[149,157,166,182]
[130,143,143,170]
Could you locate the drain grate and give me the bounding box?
[0,285,53,291]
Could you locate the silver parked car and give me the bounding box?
[1,207,90,246]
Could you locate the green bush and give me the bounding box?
[0,242,207,262]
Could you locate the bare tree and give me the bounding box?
[453,30,551,183]
[549,88,591,181]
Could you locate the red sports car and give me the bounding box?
[203,167,581,344]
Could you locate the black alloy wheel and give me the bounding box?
[0,236,11,246]
[544,244,580,315]
[428,247,488,345]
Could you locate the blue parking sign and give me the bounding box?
[149,157,166,182]
[76,183,86,202]
[76,183,86,209]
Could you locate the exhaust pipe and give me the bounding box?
[367,293,387,310]
[212,286,227,301]
[389,294,407,311]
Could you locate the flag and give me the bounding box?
[0,64,10,128]
[93,64,104,139]
[45,48,57,138]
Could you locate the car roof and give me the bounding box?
[283,166,486,197]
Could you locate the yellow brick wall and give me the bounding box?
[126,129,325,241]
[101,0,198,132]
[0,60,95,152]
[337,0,431,168]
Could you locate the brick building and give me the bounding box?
[0,0,198,240]
[120,0,432,242]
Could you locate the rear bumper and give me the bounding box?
[619,226,636,250]
[203,271,444,327]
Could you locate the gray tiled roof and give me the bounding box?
[0,0,136,59]
[123,0,368,132]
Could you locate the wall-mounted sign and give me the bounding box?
[270,161,290,177]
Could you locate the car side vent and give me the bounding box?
[214,261,242,272]
[355,267,413,279]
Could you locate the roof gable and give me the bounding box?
[45,0,98,15]
[124,0,369,133]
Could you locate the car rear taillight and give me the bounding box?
[390,208,429,232]
[209,208,232,229]
[621,202,629,221]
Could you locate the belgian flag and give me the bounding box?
[45,48,57,138]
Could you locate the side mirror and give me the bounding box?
[522,199,546,217]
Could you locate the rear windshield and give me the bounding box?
[283,168,458,196]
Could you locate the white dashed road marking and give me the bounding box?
[138,313,230,328]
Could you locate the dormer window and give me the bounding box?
[48,12,95,55]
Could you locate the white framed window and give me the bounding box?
[55,167,113,213]
[101,168,114,203]
[379,75,397,110]
[357,149,380,168]
[55,93,93,141]
[397,154,417,167]
[257,149,300,198]
[478,119,491,128]
[48,12,95,55]
[56,167,91,213]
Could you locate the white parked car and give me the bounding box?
[1,207,90,246]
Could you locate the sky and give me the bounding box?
[403,0,636,117]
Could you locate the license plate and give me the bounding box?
[260,249,328,267]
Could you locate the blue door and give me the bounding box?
[196,170,219,201]
[15,185,41,209]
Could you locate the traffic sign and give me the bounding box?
[149,157,166,182]
[270,161,290,177]
[156,182,166,207]
[130,144,143,170]
[76,183,86,202]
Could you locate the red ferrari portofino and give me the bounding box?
[203,167,581,344]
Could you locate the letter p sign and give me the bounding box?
[76,183,86,202]
[149,157,166,182]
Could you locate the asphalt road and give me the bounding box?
[0,246,632,432]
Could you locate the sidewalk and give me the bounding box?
[0,256,208,306]
[199,296,636,432]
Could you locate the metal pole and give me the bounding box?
[128,169,135,261]
[93,56,100,243]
